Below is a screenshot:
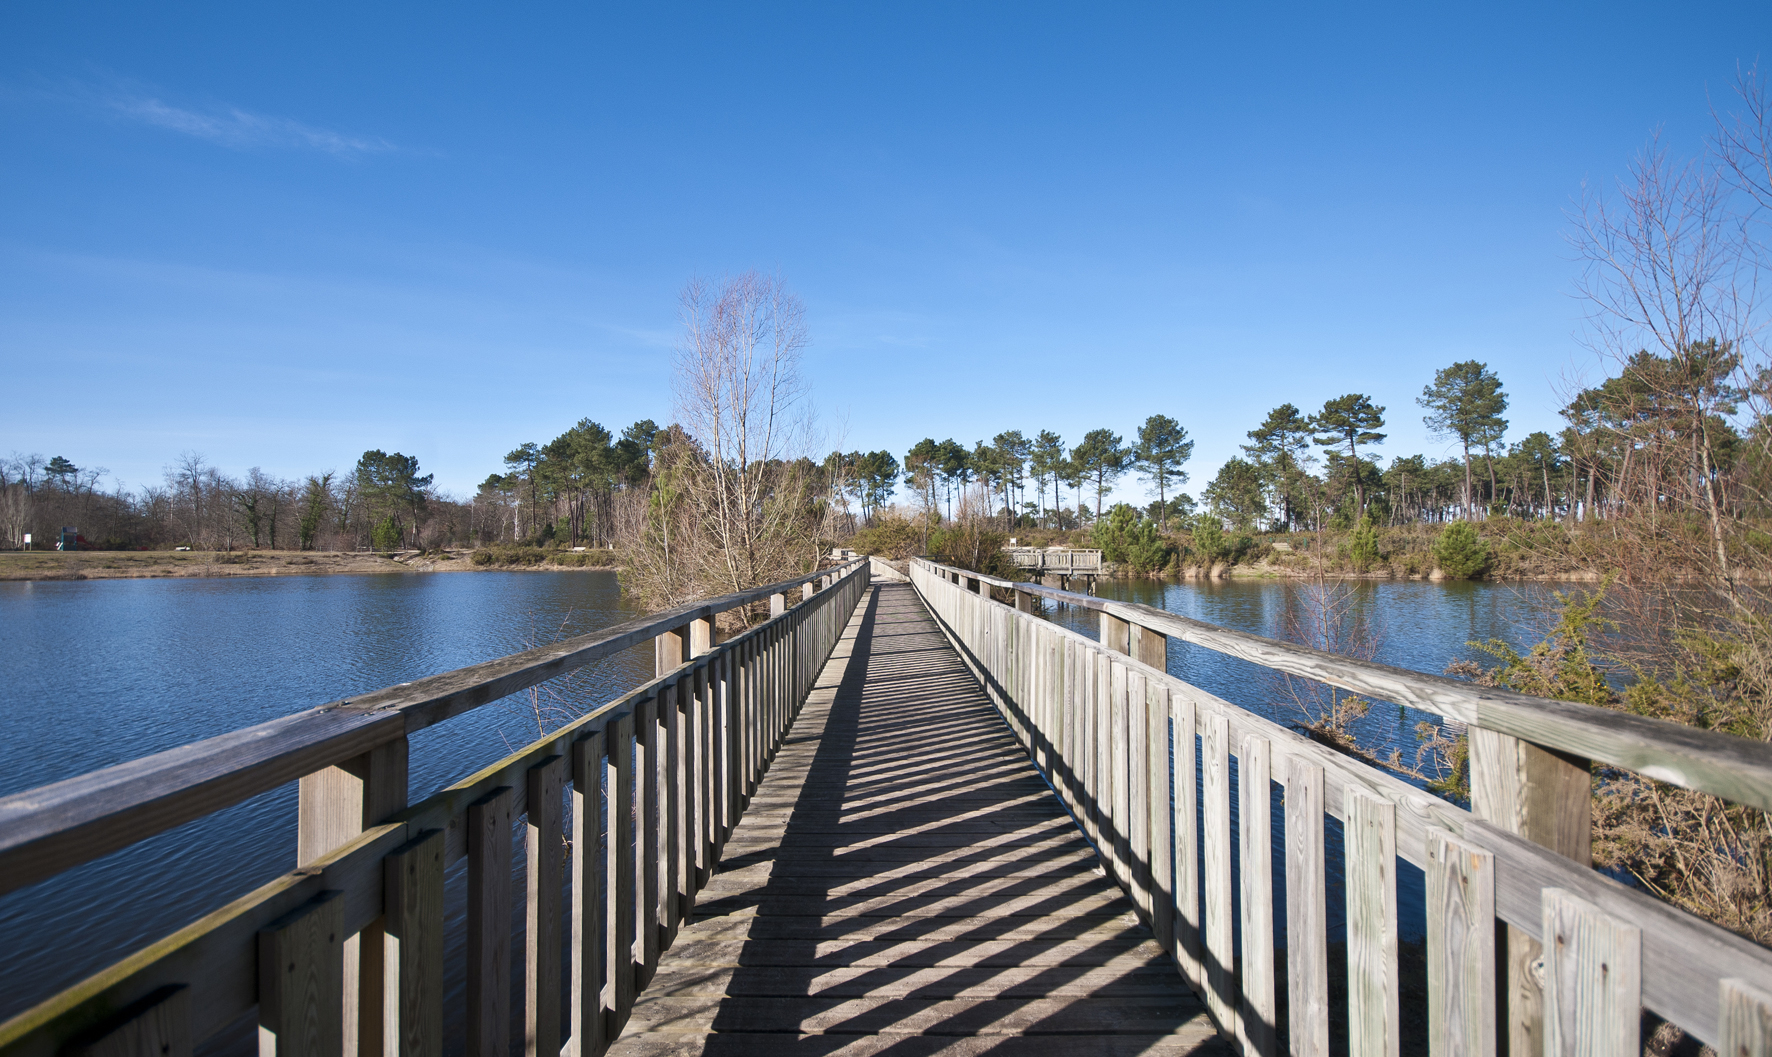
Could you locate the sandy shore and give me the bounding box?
[0,550,615,582]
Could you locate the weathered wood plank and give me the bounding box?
[465,789,512,1057]
[1239,733,1276,1057]
[1722,978,1772,1057]
[1202,711,1235,1039]
[525,757,565,1057]
[66,986,190,1057]
[1347,791,1399,1057]
[1171,689,1201,989]
[571,732,607,1057]
[607,716,636,1036]
[1542,887,1640,1057]
[382,830,443,1057]
[1285,757,1328,1057]
[1426,830,1494,1057]
[257,891,344,1057]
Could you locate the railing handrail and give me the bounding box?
[913,557,1772,813]
[0,560,865,900]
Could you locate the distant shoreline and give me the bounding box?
[0,549,622,582]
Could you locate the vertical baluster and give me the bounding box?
[635,695,661,986]
[384,829,443,1057]
[1148,684,1174,952]
[1202,712,1235,1038]
[70,986,191,1057]
[1426,829,1494,1057]
[1542,888,1639,1057]
[1721,979,1772,1057]
[466,789,513,1057]
[258,891,345,1057]
[667,674,688,931]
[1347,790,1399,1057]
[1239,735,1275,1057]
[1172,682,1202,993]
[525,757,565,1057]
[1129,671,1152,924]
[1285,758,1328,1057]
[570,733,606,1057]
[605,716,635,1037]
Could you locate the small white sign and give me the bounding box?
[21,534,30,544]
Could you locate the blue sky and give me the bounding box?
[3,3,1769,506]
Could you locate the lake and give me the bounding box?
[0,570,1554,1026]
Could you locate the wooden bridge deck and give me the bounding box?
[610,582,1225,1056]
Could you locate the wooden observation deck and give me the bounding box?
[4,558,1772,1056]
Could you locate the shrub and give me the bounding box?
[849,515,921,560]
[1091,504,1175,573]
[1190,517,1229,564]
[1432,521,1488,579]
[1347,516,1381,572]
[470,549,495,566]
[371,517,402,552]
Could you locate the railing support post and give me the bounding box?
[975,577,989,599]
[1014,588,1034,613]
[1470,728,1592,1056]
[1100,612,1130,655]
[769,592,786,618]
[1130,622,1165,672]
[690,617,714,656]
[655,624,689,677]
[802,582,814,602]
[297,737,408,1057]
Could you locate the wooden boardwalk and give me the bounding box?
[610,582,1225,1055]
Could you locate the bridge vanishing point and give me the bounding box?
[4,558,1772,1056]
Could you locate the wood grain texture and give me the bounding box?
[1172,691,1201,990]
[1542,887,1639,1057]
[257,891,344,1057]
[1722,978,1772,1057]
[382,830,443,1057]
[1238,734,1276,1057]
[607,716,636,1037]
[66,986,190,1057]
[1347,791,1398,1057]
[525,757,565,1057]
[1202,712,1235,1039]
[1285,757,1328,1057]
[466,789,512,1057]
[571,733,607,1057]
[1426,830,1495,1057]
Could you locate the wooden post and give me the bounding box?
[1014,588,1034,613]
[769,592,786,618]
[297,737,407,1057]
[654,624,688,677]
[689,617,714,657]
[976,577,990,599]
[524,757,565,1057]
[1129,622,1165,672]
[801,582,814,602]
[1470,728,1591,1055]
[1100,612,1130,656]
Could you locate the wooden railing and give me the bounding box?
[0,560,869,1057]
[1003,548,1103,573]
[911,557,1772,1056]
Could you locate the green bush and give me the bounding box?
[1432,521,1488,580]
[1190,517,1229,564]
[371,517,402,551]
[1091,504,1175,573]
[470,549,495,566]
[1347,516,1381,572]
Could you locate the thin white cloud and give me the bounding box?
[105,92,395,155]
[4,75,399,156]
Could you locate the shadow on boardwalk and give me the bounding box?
[610,582,1226,1055]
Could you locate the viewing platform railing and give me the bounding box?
[911,557,1772,1056]
[0,559,870,1057]
[1003,548,1103,573]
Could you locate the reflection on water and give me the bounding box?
[0,571,650,1022]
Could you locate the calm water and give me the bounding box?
[0,571,650,1023]
[0,571,1555,1027]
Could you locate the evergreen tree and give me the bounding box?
[1310,394,1386,513]
[1132,415,1194,531]
[1419,360,1508,519]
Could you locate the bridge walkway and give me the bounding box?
[609,582,1226,1055]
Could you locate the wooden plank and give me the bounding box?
[662,679,683,941]
[1100,613,1130,656]
[571,733,607,1057]
[1130,622,1166,673]
[1426,829,1495,1057]
[66,986,190,1057]
[1171,689,1201,989]
[653,626,687,678]
[1148,681,1171,946]
[1109,660,1131,891]
[257,891,344,1057]
[382,830,443,1057]
[1347,791,1399,1057]
[607,715,636,1036]
[1542,887,1640,1057]
[465,789,512,1057]
[1284,757,1328,1057]
[1239,733,1276,1057]
[525,757,565,1057]
[1722,978,1772,1057]
[1202,712,1235,1039]
[1470,726,1591,1055]
[634,695,661,985]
